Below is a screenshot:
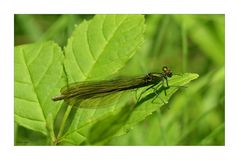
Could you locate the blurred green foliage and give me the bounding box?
[14,14,224,145]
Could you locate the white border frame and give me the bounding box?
[1,0,239,160]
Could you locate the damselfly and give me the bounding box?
[52,66,173,107]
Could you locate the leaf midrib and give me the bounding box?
[21,47,46,121]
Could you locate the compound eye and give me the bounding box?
[162,66,168,71]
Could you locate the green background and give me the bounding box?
[14,14,224,145]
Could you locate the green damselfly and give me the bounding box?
[52,66,173,107]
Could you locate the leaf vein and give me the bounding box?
[15,80,31,85]
[15,96,39,103]
[86,23,96,61]
[27,44,43,66]
[35,47,54,87]
[85,15,128,78]
[101,15,107,41]
[71,43,87,78]
[21,48,46,120]
[15,113,45,123]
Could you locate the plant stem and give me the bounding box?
[46,113,56,145]
[57,103,72,141]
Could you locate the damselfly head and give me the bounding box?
[162,66,173,77]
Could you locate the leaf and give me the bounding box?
[116,73,199,137]
[58,14,145,145]
[64,14,145,82]
[14,41,65,135]
[87,103,134,145]
[59,73,198,145]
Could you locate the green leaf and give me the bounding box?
[14,41,64,135]
[87,103,134,145]
[116,73,199,136]
[64,14,145,82]
[82,73,199,144]
[58,14,145,145]
[58,73,198,145]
